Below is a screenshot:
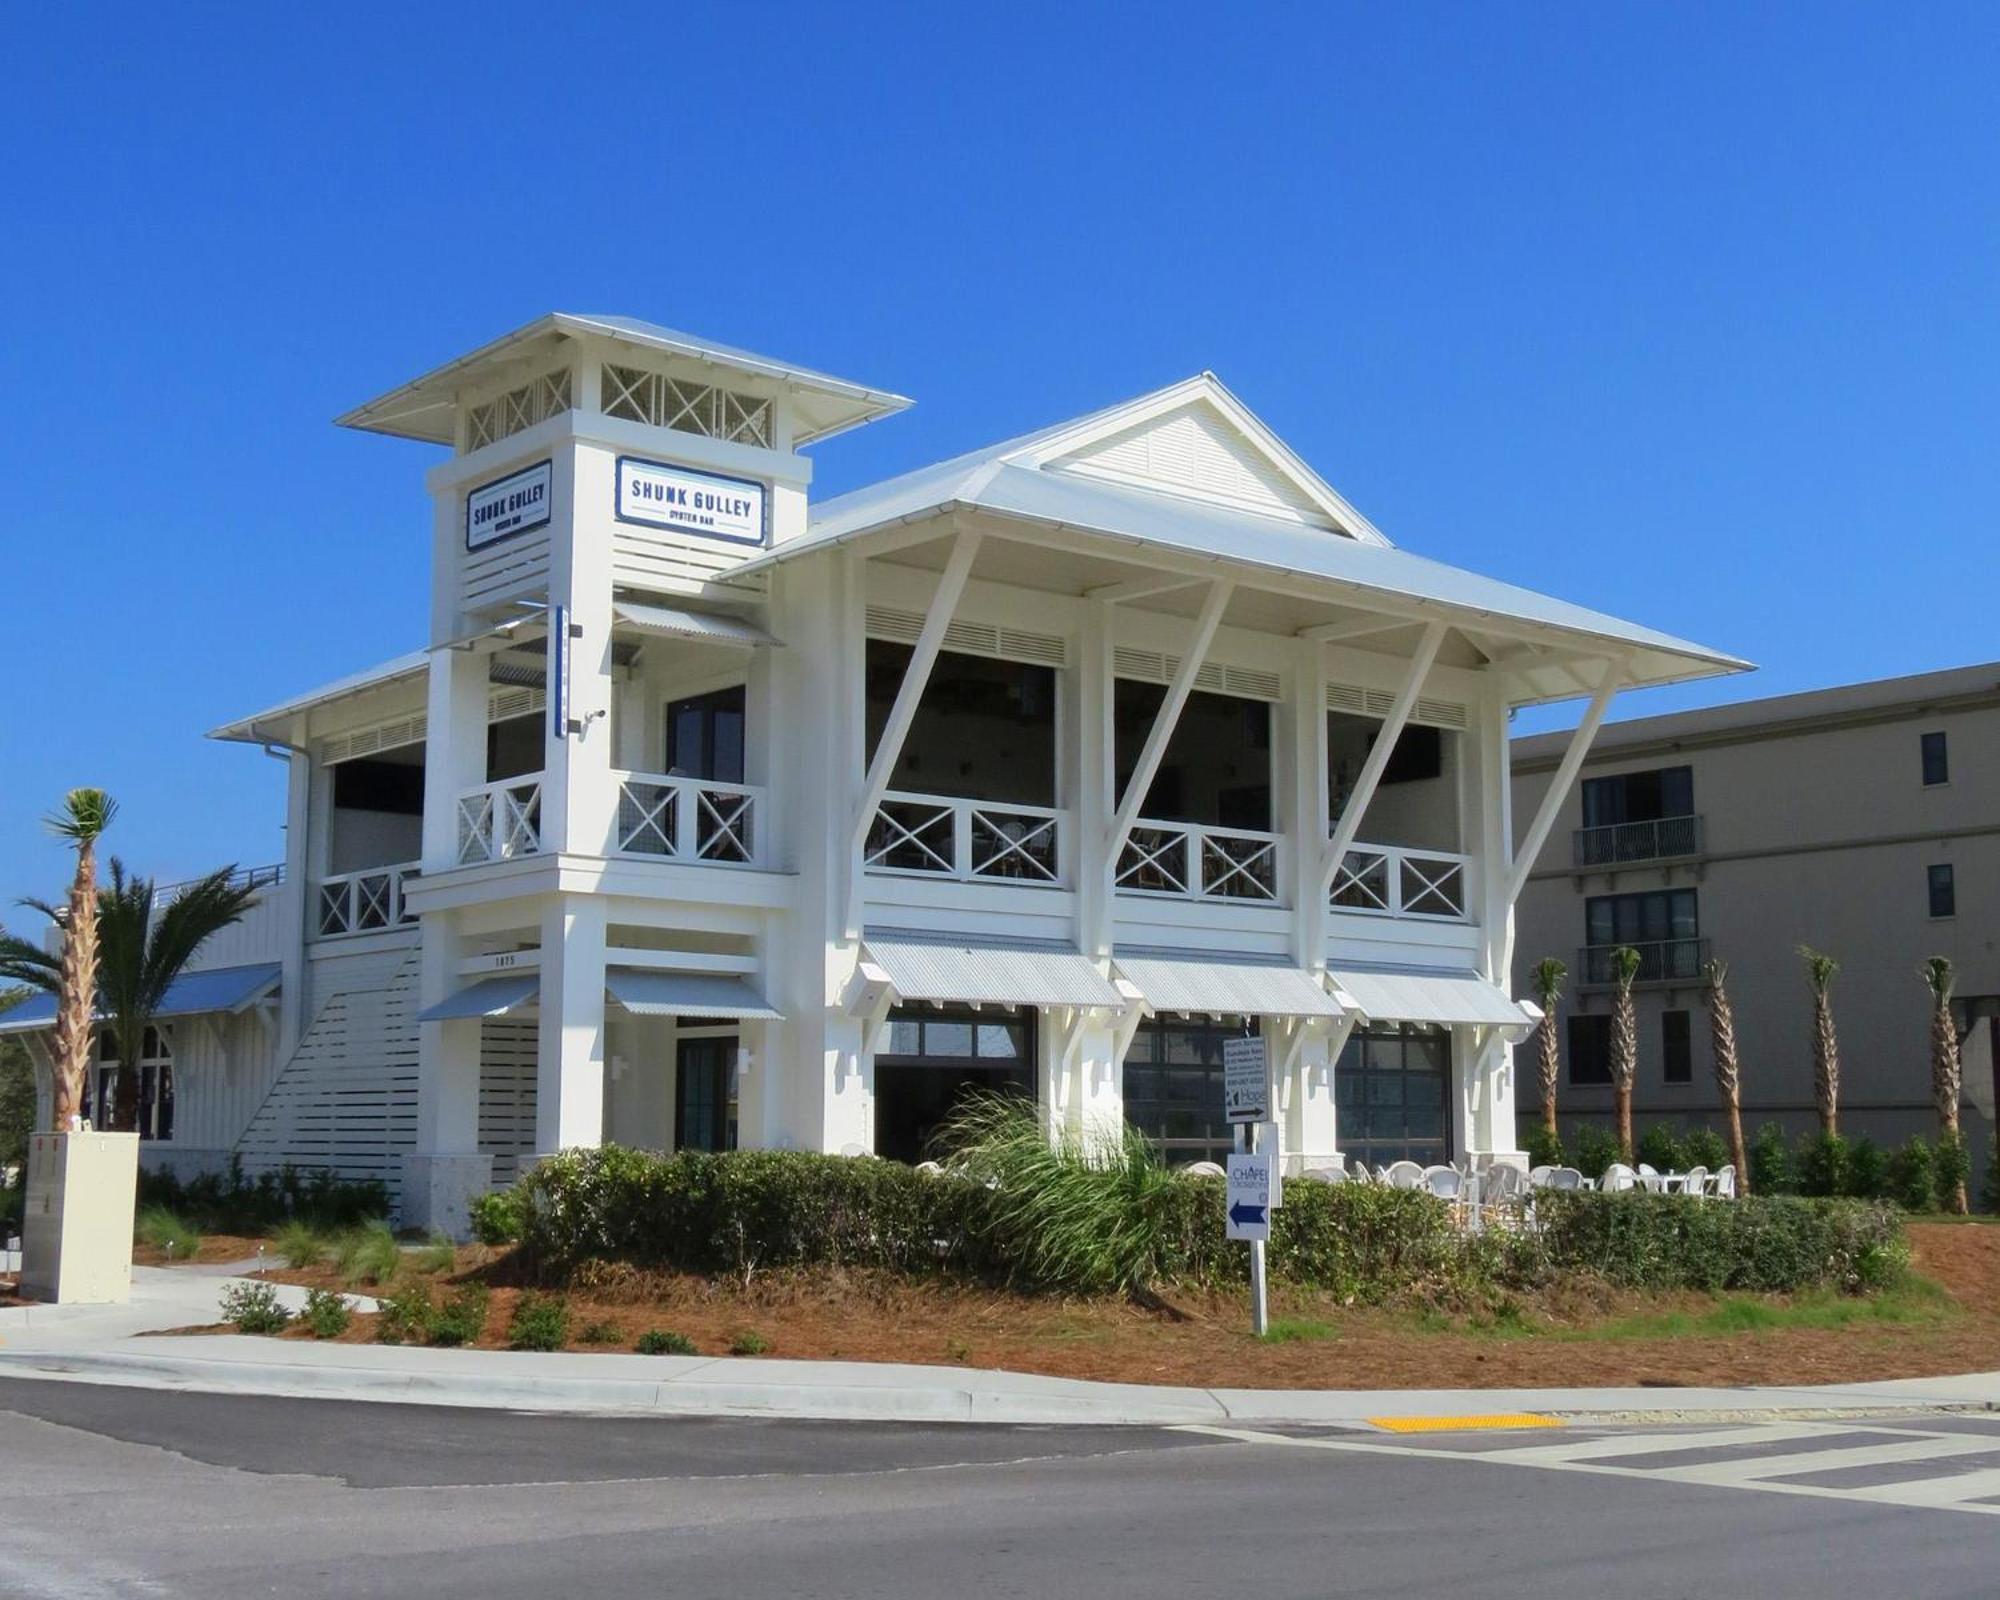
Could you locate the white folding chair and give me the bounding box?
[1528,1165,1556,1188]
[1599,1163,1639,1193]
[1422,1165,1463,1199]
[1349,1160,1375,1183]
[1679,1164,1710,1198]
[1713,1163,1738,1199]
[1548,1166,1585,1191]
[1383,1160,1426,1190]
[1185,1160,1226,1178]
[1637,1163,1667,1193]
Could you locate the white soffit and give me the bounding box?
[861,936,1124,1009]
[614,601,781,649]
[1327,966,1536,1030]
[415,974,540,1023]
[605,970,783,1021]
[1113,953,1344,1019]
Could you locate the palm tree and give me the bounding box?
[1609,945,1642,1161]
[1922,956,1968,1214]
[1529,957,1566,1140]
[1705,959,1749,1192]
[10,791,115,1131]
[0,857,257,1133]
[1799,945,1841,1137]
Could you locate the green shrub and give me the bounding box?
[376,1281,434,1344]
[635,1329,697,1356]
[428,1284,491,1347]
[1933,1134,1969,1212]
[1886,1137,1936,1212]
[469,1190,524,1246]
[336,1222,401,1286]
[1795,1132,1851,1198]
[1533,1190,1904,1294]
[1571,1125,1620,1180]
[137,1160,389,1234]
[218,1280,290,1334]
[1522,1124,1565,1170]
[1637,1124,1687,1174]
[300,1287,352,1339]
[1750,1123,1794,1194]
[729,1329,770,1356]
[1985,1136,2000,1213]
[271,1219,328,1269]
[137,1205,202,1260]
[1846,1136,1887,1199]
[413,1232,457,1275]
[1682,1127,1729,1172]
[578,1318,621,1346]
[508,1292,570,1351]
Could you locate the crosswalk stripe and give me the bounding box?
[1860,1466,2000,1509]
[1479,1423,1843,1465]
[1644,1433,2000,1486]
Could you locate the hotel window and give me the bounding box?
[1921,731,1949,787]
[1661,1010,1693,1084]
[1581,765,1693,828]
[1929,863,1956,920]
[1567,1015,1613,1086]
[1583,889,1701,982]
[1334,1022,1451,1166]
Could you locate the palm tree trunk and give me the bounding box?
[1612,990,1637,1162]
[1707,965,1749,1194]
[47,840,100,1131]
[1813,994,1840,1137]
[1537,1017,1560,1139]
[1932,990,1968,1214]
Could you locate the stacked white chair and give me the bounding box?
[1599,1163,1639,1192]
[1713,1163,1738,1199]
[1382,1160,1426,1190]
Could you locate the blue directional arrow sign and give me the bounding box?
[1225,1152,1275,1241]
[1228,1200,1267,1229]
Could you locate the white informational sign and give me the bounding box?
[464,460,553,550]
[1222,1035,1269,1125]
[1225,1151,1276,1242]
[615,456,767,546]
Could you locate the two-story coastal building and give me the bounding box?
[4,315,1743,1233]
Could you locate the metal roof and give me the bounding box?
[613,601,781,649]
[605,970,782,1020]
[1112,951,1345,1019]
[415,974,539,1023]
[336,313,912,447]
[861,934,1124,1009]
[1326,965,1537,1030]
[0,962,282,1036]
[209,650,428,745]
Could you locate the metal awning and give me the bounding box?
[416,974,540,1023]
[1327,966,1538,1031]
[860,936,1124,1009]
[613,601,780,649]
[0,962,282,1035]
[604,970,783,1020]
[1113,952,1345,1019]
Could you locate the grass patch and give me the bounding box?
[636,1329,698,1356]
[729,1329,771,1356]
[1573,1279,1956,1342]
[137,1205,202,1260]
[1259,1317,1337,1345]
[412,1232,457,1275]
[508,1292,570,1352]
[270,1219,328,1270]
[335,1221,401,1287]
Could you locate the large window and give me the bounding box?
[865,642,1057,807]
[874,1008,1035,1164]
[1662,1010,1693,1084]
[666,685,746,783]
[328,752,424,874]
[674,1036,738,1152]
[1326,713,1459,851]
[1335,1023,1451,1166]
[1585,888,1699,948]
[1929,863,1957,920]
[1582,765,1693,828]
[82,1026,174,1140]
[1567,1015,1613,1086]
[1114,683,1271,829]
[1921,730,1949,787]
[1123,1018,1252,1167]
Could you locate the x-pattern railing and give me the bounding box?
[866,792,1063,884]
[314,862,420,938]
[1117,820,1281,902]
[614,772,762,866]
[457,779,543,865]
[695,787,756,862]
[1329,842,1470,920]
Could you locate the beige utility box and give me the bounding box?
[21,1132,140,1304]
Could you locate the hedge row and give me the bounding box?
[511,1146,1903,1300]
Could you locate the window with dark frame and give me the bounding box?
[665,685,747,784]
[1921,730,1949,787]
[1661,1010,1693,1084]
[1567,1014,1613,1085]
[865,642,1058,807]
[1332,1022,1452,1166]
[1929,863,1957,920]
[1581,765,1694,828]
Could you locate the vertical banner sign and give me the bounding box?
[548,603,570,741]
[1223,1036,1270,1124]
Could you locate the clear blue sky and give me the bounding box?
[3,3,1995,905]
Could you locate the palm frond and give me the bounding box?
[46,789,117,846]
[0,932,61,995]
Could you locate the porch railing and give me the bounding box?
[1573,814,1704,868]
[1577,937,1709,986]
[314,862,420,938]
[614,771,763,866]
[1330,844,1471,921]
[1116,820,1281,902]
[456,777,543,865]
[865,792,1063,884]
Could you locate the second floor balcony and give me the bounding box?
[1577,936,1709,987]
[314,862,420,938]
[1573,813,1704,868]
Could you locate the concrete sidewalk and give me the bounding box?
[3,1268,1998,1428]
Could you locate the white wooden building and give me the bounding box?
[4,315,1744,1232]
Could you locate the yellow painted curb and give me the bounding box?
[1367,1413,1564,1433]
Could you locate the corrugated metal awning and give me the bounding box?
[1113,953,1344,1019]
[0,962,282,1035]
[861,936,1124,1009]
[1327,966,1537,1030]
[416,974,540,1023]
[605,970,783,1021]
[614,601,780,649]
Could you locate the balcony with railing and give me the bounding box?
[314,863,420,938]
[456,777,544,865]
[865,792,1063,885]
[1577,937,1710,986]
[1573,814,1704,869]
[613,771,763,867]
[1330,844,1471,921]
[1117,820,1281,903]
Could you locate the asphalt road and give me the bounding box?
[3,1379,1999,1599]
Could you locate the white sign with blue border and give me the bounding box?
[1225,1152,1276,1241]
[615,457,767,546]
[465,461,553,550]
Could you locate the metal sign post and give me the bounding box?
[1224,1032,1279,1338]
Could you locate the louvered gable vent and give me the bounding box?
[1113,647,1282,702]
[1325,681,1468,730]
[865,606,1067,668]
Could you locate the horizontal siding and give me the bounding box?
[462,528,551,610]
[478,1020,538,1187]
[612,525,770,596]
[1057,403,1327,526]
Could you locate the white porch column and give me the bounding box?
[535,895,607,1153]
[1470,670,1524,1164]
[420,644,490,872]
[406,912,491,1235]
[541,447,619,859]
[1282,1017,1346,1174]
